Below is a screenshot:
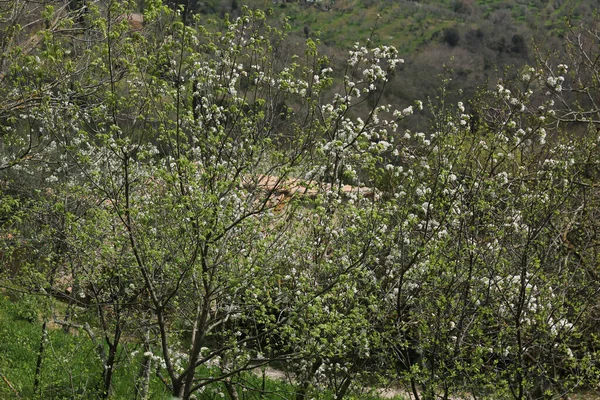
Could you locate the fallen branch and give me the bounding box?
[0,371,20,398]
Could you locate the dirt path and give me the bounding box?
[256,367,412,399]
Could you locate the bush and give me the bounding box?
[443,27,461,46]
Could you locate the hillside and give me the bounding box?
[186,0,596,111]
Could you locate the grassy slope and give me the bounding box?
[0,294,403,399]
[0,294,169,399]
[242,0,589,49]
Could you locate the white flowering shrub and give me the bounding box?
[369,29,600,398]
[2,2,600,399]
[1,2,418,398]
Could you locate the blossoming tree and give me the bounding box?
[2,1,600,399]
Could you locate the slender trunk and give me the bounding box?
[63,258,80,334]
[101,323,122,399]
[137,356,152,400]
[295,359,322,400]
[136,330,152,400]
[336,374,353,400]
[33,321,48,396]
[181,298,210,399]
[172,381,184,399]
[410,377,420,400]
[123,154,178,395]
[224,378,239,400]
[63,303,73,334]
[101,345,116,398]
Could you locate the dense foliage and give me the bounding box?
[1,0,600,399]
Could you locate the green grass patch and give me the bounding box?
[0,294,171,399]
[0,295,403,399]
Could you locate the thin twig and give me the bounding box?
[0,372,21,398]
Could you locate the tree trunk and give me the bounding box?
[100,323,122,399]
[336,373,353,400]
[181,298,210,399]
[295,359,322,400]
[224,378,239,400]
[33,321,48,396]
[136,330,152,400]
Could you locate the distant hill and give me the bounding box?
[172,0,597,118]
